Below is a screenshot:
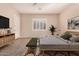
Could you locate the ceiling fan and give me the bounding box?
[32,3,42,10]
[33,3,37,6]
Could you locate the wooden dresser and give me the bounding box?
[0,33,15,47]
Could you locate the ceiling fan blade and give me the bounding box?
[33,3,37,6]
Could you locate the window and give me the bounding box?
[32,18,47,31]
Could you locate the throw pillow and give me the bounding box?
[61,31,72,40]
[70,36,79,42]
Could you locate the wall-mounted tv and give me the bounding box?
[0,16,9,29]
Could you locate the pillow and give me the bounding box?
[61,31,72,40]
[70,36,79,42]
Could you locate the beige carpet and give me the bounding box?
[0,38,30,56]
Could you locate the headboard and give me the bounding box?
[67,30,79,36]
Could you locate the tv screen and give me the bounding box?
[0,16,9,29]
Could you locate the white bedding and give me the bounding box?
[40,35,79,46]
[40,36,79,45]
[39,35,79,51]
[40,35,71,45]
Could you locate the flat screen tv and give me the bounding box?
[0,16,9,29]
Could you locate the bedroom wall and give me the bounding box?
[59,4,79,34]
[20,14,59,38]
[0,4,20,39]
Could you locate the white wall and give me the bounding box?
[59,4,79,34]
[0,4,20,39]
[1,3,77,38]
[20,14,59,38]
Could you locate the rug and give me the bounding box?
[27,51,79,56]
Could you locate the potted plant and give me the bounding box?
[49,25,55,35]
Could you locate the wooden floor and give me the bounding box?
[0,38,31,56]
[0,38,79,56]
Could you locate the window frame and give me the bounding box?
[32,17,47,31]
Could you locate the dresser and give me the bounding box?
[0,33,15,47]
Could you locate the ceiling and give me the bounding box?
[12,3,71,14]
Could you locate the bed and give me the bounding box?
[39,35,79,55]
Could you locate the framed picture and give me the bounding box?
[68,16,79,29]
